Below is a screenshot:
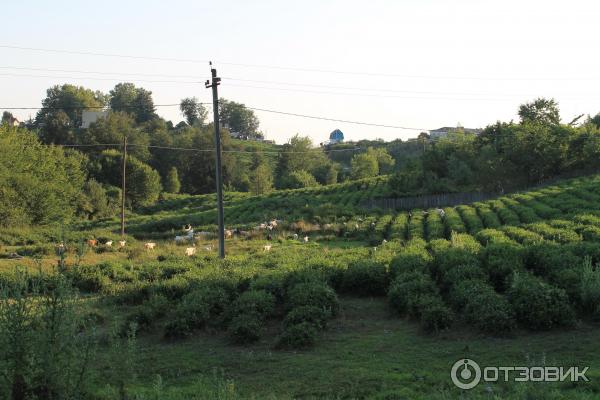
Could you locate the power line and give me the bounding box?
[0,72,203,84]
[222,77,587,98]
[2,102,430,131]
[246,106,430,131]
[224,83,524,102]
[51,142,365,154]
[0,65,205,79]
[2,66,596,100]
[1,103,209,110]
[3,44,600,81]
[0,44,210,64]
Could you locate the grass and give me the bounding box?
[90,297,600,399]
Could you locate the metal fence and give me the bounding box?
[364,192,495,210]
[364,168,600,211]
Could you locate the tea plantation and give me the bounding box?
[2,174,600,399]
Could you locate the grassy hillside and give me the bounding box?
[2,174,600,398]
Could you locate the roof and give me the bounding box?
[329,129,344,140]
[429,127,482,134]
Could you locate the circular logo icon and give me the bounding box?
[451,359,481,390]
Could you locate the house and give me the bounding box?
[329,129,344,144]
[81,110,108,128]
[428,126,482,140]
[321,129,344,146]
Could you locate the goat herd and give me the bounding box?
[79,220,313,257]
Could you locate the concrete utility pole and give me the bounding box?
[205,63,225,258]
[121,135,127,237]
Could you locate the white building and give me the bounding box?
[81,110,108,128]
[429,126,482,140]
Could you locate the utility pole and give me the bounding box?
[206,63,225,258]
[121,135,127,237]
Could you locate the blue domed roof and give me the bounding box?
[329,129,344,141]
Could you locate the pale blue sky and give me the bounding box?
[1,0,599,143]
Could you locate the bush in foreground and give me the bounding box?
[508,273,575,330]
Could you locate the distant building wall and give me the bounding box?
[81,111,108,128]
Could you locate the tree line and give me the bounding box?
[0,82,397,226]
[389,98,600,196]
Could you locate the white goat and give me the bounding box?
[144,242,156,250]
[263,244,272,252]
[185,247,196,256]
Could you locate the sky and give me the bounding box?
[1,0,600,144]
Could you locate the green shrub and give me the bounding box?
[228,314,263,344]
[408,210,425,240]
[341,260,388,296]
[501,226,544,245]
[440,264,487,293]
[387,271,437,317]
[276,322,318,349]
[457,205,484,234]
[508,273,575,330]
[70,268,111,293]
[286,282,339,316]
[152,276,191,300]
[111,281,152,305]
[250,271,287,301]
[425,210,445,240]
[580,257,600,315]
[389,239,431,278]
[581,226,600,242]
[121,294,170,335]
[283,306,331,331]
[448,279,490,310]
[419,296,454,333]
[476,205,502,229]
[15,244,53,257]
[524,243,580,278]
[229,290,276,319]
[164,286,231,338]
[482,243,524,291]
[459,283,515,334]
[443,207,467,235]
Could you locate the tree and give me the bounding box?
[82,111,150,161]
[93,150,161,208]
[180,97,208,126]
[366,147,395,174]
[0,125,86,226]
[286,170,319,189]
[417,132,430,153]
[351,152,379,179]
[35,84,107,144]
[109,83,156,123]
[518,98,561,125]
[591,113,600,129]
[249,163,274,195]
[127,157,162,207]
[1,111,15,125]
[164,167,181,193]
[275,135,329,188]
[79,179,118,220]
[313,163,338,185]
[219,99,262,139]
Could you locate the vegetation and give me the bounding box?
[4,89,600,398]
